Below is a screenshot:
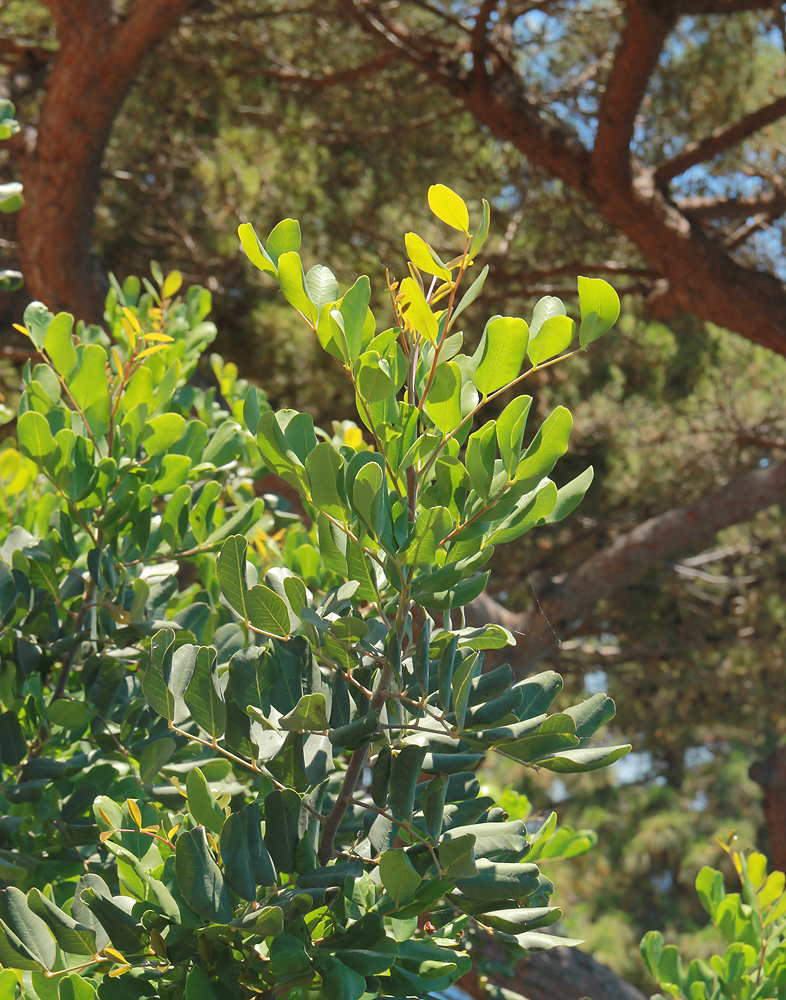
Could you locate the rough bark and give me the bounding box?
[457,945,648,1000]
[467,458,786,672]
[342,0,786,358]
[16,0,193,323]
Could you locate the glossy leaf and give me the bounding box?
[473,316,529,395]
[399,276,438,344]
[577,276,620,348]
[428,183,470,234]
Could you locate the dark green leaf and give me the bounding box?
[183,645,226,739]
[174,827,233,923]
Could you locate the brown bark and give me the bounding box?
[16,0,193,323]
[467,458,786,672]
[342,0,786,358]
[750,746,786,872]
[459,946,648,1000]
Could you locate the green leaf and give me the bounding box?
[186,767,225,834]
[563,693,616,742]
[160,484,192,550]
[420,775,448,842]
[424,361,462,434]
[329,709,380,751]
[577,276,620,348]
[174,827,233,923]
[340,275,372,362]
[278,251,318,324]
[353,461,386,538]
[695,866,725,918]
[16,411,58,466]
[405,505,453,566]
[543,466,594,524]
[515,931,584,951]
[452,859,540,901]
[469,200,491,258]
[357,350,399,403]
[530,295,566,338]
[379,849,422,906]
[640,930,664,979]
[536,744,632,772]
[481,906,561,934]
[465,420,497,499]
[238,222,277,277]
[189,481,223,544]
[217,535,250,620]
[266,218,301,267]
[48,700,91,730]
[279,693,328,731]
[0,182,22,214]
[428,183,470,234]
[305,442,347,519]
[247,584,292,638]
[264,788,301,875]
[399,277,438,344]
[473,316,529,395]
[439,834,479,879]
[185,965,219,1000]
[528,315,575,367]
[314,955,367,1000]
[305,264,339,310]
[450,264,489,328]
[44,312,76,378]
[184,645,226,739]
[484,481,558,546]
[451,653,483,732]
[496,395,532,477]
[26,889,96,956]
[442,820,527,860]
[139,737,176,783]
[143,628,177,722]
[514,406,573,490]
[203,420,244,467]
[0,887,56,971]
[69,344,111,439]
[220,803,277,900]
[389,744,427,822]
[22,302,53,351]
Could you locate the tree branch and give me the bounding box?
[235,52,397,88]
[469,458,786,673]
[655,94,786,187]
[592,0,674,186]
[676,190,786,220]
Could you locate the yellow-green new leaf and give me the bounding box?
[405,232,451,281]
[278,251,318,325]
[238,223,277,277]
[428,184,470,234]
[399,277,438,344]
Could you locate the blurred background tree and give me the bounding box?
[2,0,786,995]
